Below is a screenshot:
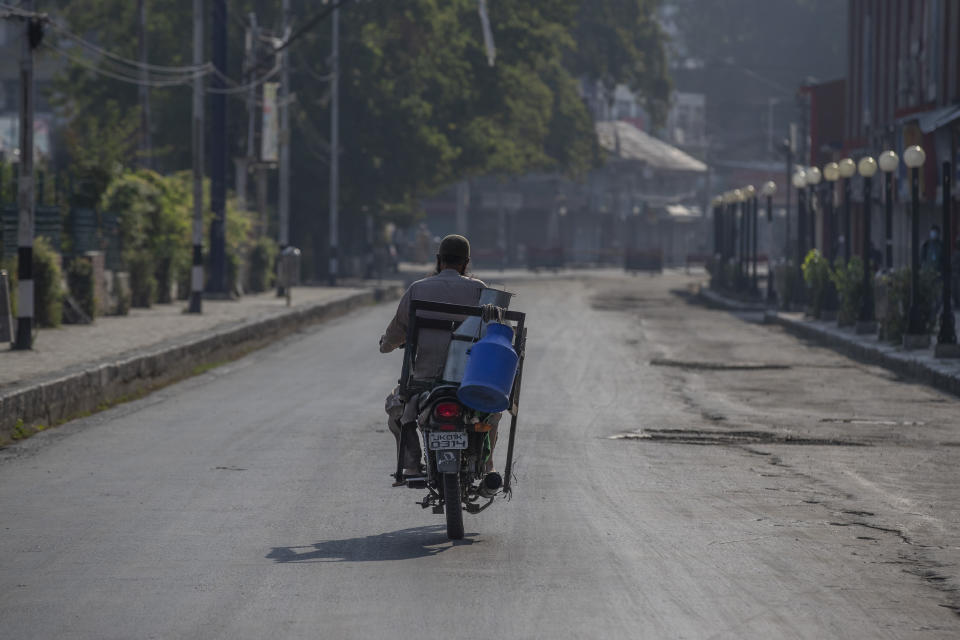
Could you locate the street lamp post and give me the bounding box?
[712,196,723,258]
[743,184,758,294]
[733,189,747,290]
[878,150,899,271]
[904,145,928,348]
[936,158,958,357]
[823,162,840,263]
[761,181,777,302]
[856,156,878,333]
[792,169,807,306]
[822,162,840,317]
[838,158,856,263]
[806,166,822,254]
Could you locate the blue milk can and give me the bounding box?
[457,323,519,413]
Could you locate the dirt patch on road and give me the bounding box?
[610,428,867,447]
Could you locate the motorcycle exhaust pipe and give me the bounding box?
[479,471,503,498]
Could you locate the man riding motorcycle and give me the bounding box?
[379,234,499,482]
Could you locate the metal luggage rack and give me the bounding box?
[398,299,527,495]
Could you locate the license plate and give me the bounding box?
[428,431,468,450]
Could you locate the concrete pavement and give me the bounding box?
[0,285,398,441]
[1,271,958,638]
[694,284,960,399]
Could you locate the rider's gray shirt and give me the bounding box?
[380,269,486,382]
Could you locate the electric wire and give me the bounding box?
[43,41,210,88]
[46,21,210,75]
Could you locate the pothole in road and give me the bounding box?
[591,294,671,311]
[650,358,792,371]
[819,417,927,427]
[610,428,867,447]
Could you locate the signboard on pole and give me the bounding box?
[261,82,279,163]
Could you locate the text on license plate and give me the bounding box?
[428,432,468,450]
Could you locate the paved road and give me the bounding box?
[1,272,958,639]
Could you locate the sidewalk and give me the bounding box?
[1,284,400,441]
[692,284,960,399]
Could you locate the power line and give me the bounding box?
[273,0,355,54]
[47,20,210,75]
[43,41,210,87]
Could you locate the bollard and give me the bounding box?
[278,246,301,307]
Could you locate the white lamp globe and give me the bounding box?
[806,166,822,185]
[761,180,777,196]
[838,158,856,179]
[858,156,878,178]
[903,145,926,168]
[823,162,840,181]
[743,184,756,198]
[732,188,744,202]
[878,150,899,173]
[791,170,807,189]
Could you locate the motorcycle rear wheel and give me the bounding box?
[442,472,464,540]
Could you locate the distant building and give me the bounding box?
[841,0,959,265]
[420,120,708,269]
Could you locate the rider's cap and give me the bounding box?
[438,234,470,260]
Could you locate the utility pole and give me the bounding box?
[328,4,339,285]
[188,0,204,313]
[208,0,228,295]
[14,1,37,350]
[137,0,151,168]
[235,12,257,214]
[276,0,291,296]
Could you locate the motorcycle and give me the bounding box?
[394,298,527,540]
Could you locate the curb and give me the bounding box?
[763,311,960,399]
[0,285,403,440]
[686,284,960,400]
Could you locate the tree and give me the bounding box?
[48,0,672,277]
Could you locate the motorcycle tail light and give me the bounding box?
[434,402,462,420]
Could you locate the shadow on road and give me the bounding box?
[266,525,476,563]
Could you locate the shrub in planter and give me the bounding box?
[877,267,941,343]
[127,251,157,308]
[66,257,96,322]
[247,237,277,293]
[801,249,831,318]
[831,257,863,327]
[33,237,63,328]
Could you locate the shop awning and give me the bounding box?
[596,120,707,173]
[898,104,960,134]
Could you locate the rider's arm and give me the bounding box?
[380,288,411,353]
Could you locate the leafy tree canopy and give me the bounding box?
[48,0,671,227]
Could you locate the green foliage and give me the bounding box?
[101,169,196,302]
[61,102,139,208]
[128,251,157,308]
[66,258,96,321]
[571,0,672,124]
[831,257,864,327]
[878,267,942,342]
[801,249,831,318]
[247,237,278,293]
[33,237,63,328]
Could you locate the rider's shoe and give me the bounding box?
[402,467,426,481]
